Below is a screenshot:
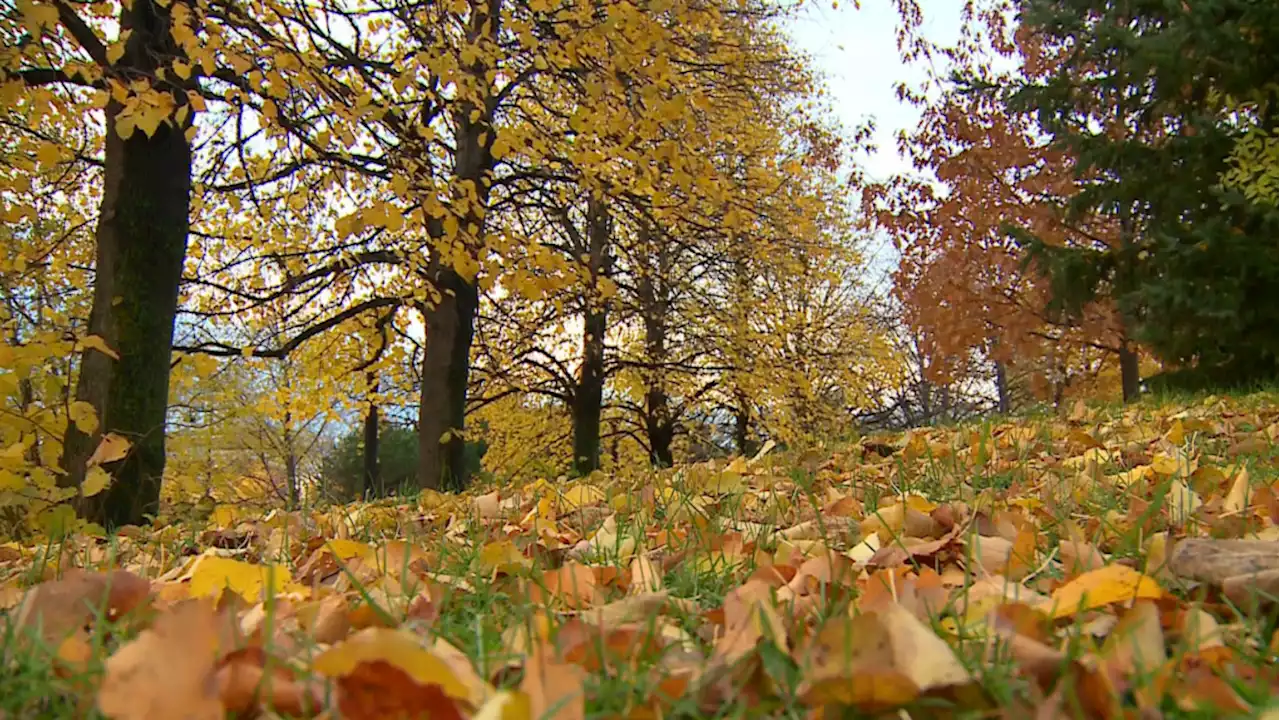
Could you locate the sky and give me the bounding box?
[780,0,966,282]
[783,0,966,183]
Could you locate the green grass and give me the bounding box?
[1,389,1277,718]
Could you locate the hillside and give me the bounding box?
[2,391,1277,719]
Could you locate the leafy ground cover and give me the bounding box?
[1,392,1278,719]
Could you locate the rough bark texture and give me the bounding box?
[637,226,675,467]
[1119,344,1141,403]
[362,395,380,499]
[995,362,1010,414]
[571,198,611,477]
[418,270,479,491]
[733,391,757,457]
[417,0,497,491]
[60,0,192,527]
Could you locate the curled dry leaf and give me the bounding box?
[798,601,977,712]
[314,627,476,718]
[216,646,327,717]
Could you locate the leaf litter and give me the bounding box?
[1,394,1277,718]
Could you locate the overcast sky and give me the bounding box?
[783,0,966,182]
[779,0,966,281]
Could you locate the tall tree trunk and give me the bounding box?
[1119,345,1141,403]
[418,270,479,491]
[647,410,675,467]
[733,390,756,457]
[573,307,606,476]
[636,224,675,467]
[59,0,192,527]
[995,362,1010,414]
[571,197,611,477]
[362,392,379,498]
[284,449,299,510]
[415,1,496,492]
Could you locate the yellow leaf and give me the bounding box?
[210,505,238,527]
[327,538,375,561]
[185,555,303,602]
[79,334,120,360]
[114,113,136,139]
[23,2,59,30]
[1166,479,1203,526]
[68,401,99,435]
[473,691,532,720]
[87,433,131,467]
[82,467,111,497]
[477,541,530,575]
[36,142,60,167]
[313,627,471,702]
[1223,467,1251,514]
[1038,564,1164,619]
[560,484,604,510]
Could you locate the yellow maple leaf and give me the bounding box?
[1039,564,1164,619]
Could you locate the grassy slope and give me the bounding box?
[2,389,1277,719]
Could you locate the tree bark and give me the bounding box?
[733,391,757,457]
[415,0,497,492]
[995,362,1010,414]
[1119,344,1141,403]
[571,197,611,477]
[637,225,675,467]
[59,0,192,527]
[418,270,479,491]
[362,393,379,498]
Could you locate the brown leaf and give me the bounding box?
[216,646,326,717]
[521,645,585,720]
[97,600,223,720]
[1058,539,1107,575]
[15,569,150,645]
[798,601,975,712]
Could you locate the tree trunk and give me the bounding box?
[636,225,675,467]
[285,449,299,510]
[573,308,606,476]
[59,0,192,528]
[733,391,757,457]
[1119,345,1141,403]
[995,362,1010,414]
[362,396,379,498]
[414,3,496,491]
[571,197,611,477]
[418,270,479,491]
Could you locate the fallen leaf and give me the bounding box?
[521,645,585,720]
[1038,564,1164,619]
[798,601,976,711]
[15,569,150,645]
[97,600,224,720]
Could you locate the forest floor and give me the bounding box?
[1,389,1278,719]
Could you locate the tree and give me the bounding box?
[3,0,364,526]
[1003,0,1279,382]
[321,422,419,503]
[872,2,1143,403]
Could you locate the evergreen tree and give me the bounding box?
[999,0,1278,384]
